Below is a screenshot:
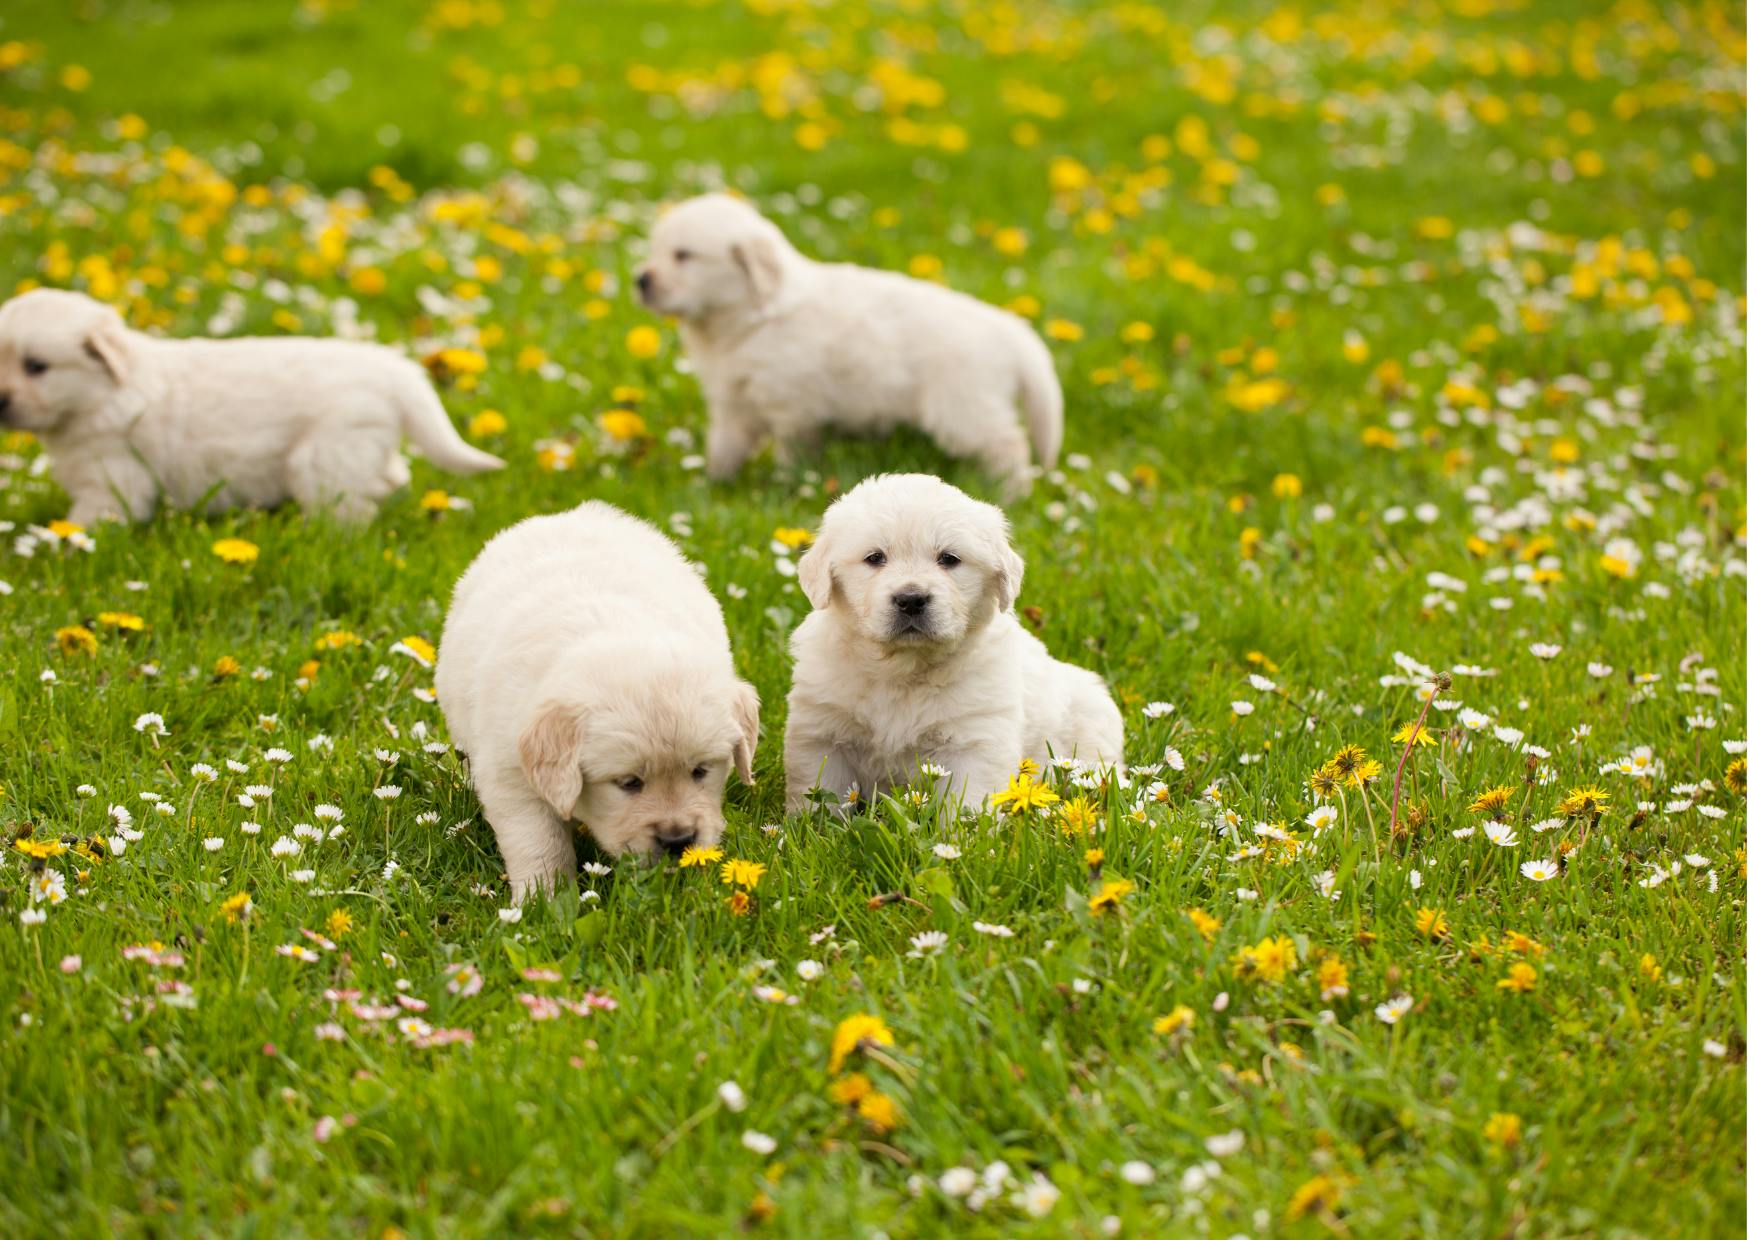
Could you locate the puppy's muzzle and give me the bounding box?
[656,821,697,855]
[887,591,936,639]
[0,391,11,424]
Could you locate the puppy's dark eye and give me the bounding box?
[673,248,693,263]
[23,357,48,377]
[937,551,960,568]
[616,776,644,794]
[864,550,886,567]
[691,765,708,782]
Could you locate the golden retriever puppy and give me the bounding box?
[784,473,1121,811]
[436,502,760,900]
[0,288,501,525]
[636,194,1062,501]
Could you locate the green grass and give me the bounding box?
[0,0,1744,1235]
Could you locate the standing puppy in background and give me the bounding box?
[436,502,761,901]
[636,194,1063,501]
[0,288,501,524]
[784,473,1122,811]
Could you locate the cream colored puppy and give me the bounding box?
[636,194,1063,501]
[436,502,760,900]
[784,473,1121,811]
[0,288,501,524]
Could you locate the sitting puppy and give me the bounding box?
[784,473,1121,811]
[436,502,760,900]
[636,194,1062,501]
[0,288,502,524]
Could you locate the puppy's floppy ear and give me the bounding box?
[730,232,783,304]
[987,530,1026,613]
[730,679,761,785]
[82,309,132,386]
[796,529,835,610]
[518,703,588,816]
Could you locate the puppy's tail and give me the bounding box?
[391,360,505,476]
[1015,331,1064,471]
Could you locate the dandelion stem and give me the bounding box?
[1388,674,1448,857]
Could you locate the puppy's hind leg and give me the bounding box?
[920,390,1035,502]
[286,425,403,523]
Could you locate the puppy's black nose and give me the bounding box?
[893,592,931,616]
[636,271,653,296]
[0,392,11,419]
[657,824,696,855]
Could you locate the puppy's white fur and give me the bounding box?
[0,288,501,525]
[638,194,1063,501]
[436,502,759,901]
[784,473,1121,810]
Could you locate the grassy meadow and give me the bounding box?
[0,0,1744,1235]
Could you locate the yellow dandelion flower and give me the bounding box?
[827,1073,872,1105]
[1496,962,1537,993]
[1317,955,1350,999]
[624,326,662,359]
[828,1012,894,1074]
[211,538,259,565]
[56,625,98,656]
[395,635,437,666]
[679,845,724,868]
[1234,934,1297,983]
[1185,907,1221,942]
[1482,1112,1522,1149]
[598,409,648,441]
[1393,721,1438,747]
[1088,877,1135,916]
[1057,796,1097,836]
[15,838,67,859]
[468,409,508,438]
[1555,786,1609,818]
[1468,786,1515,817]
[989,773,1060,815]
[1285,1174,1342,1222]
[719,859,767,890]
[1502,931,1546,958]
[1152,1004,1195,1035]
[856,1091,901,1133]
[1414,907,1450,940]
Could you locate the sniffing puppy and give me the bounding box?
[436,502,760,901]
[0,288,502,524]
[636,194,1063,501]
[784,473,1121,810]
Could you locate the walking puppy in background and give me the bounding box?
[636,194,1063,501]
[0,288,502,524]
[784,473,1122,811]
[436,502,760,901]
